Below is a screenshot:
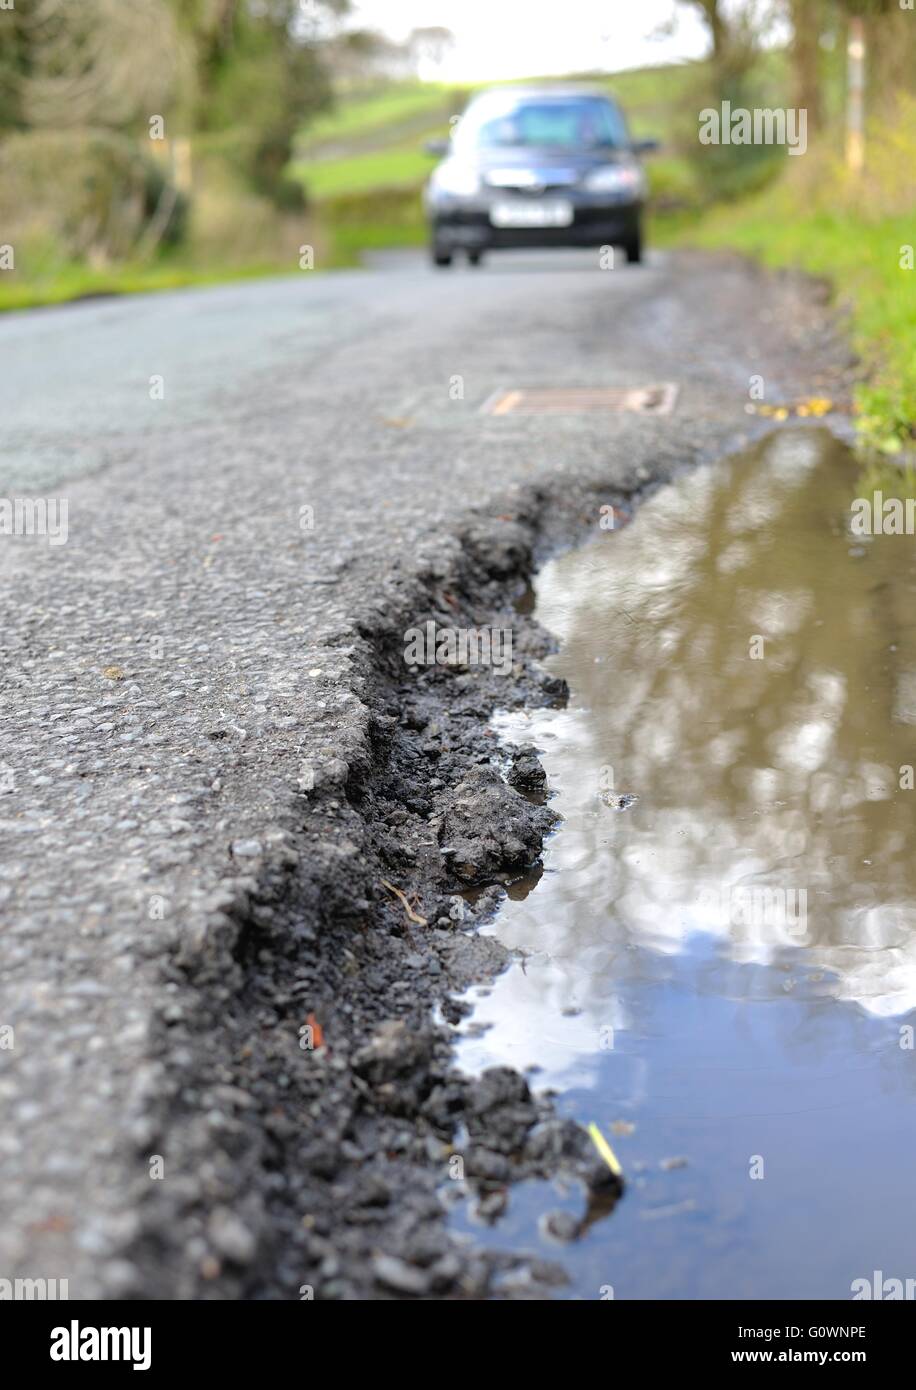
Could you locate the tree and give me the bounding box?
[676,0,775,88]
[0,0,31,130]
[674,1,782,200]
[788,0,823,133]
[322,29,415,86]
[407,26,454,77]
[2,0,185,133]
[166,0,348,132]
[680,0,730,63]
[162,0,350,202]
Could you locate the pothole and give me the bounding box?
[453,426,916,1299]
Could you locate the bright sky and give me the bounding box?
[348,0,711,81]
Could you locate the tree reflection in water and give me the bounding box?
[461,428,916,1084]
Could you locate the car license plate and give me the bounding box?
[489,200,574,229]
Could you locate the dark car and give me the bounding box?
[423,86,656,268]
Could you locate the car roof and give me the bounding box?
[470,84,619,103]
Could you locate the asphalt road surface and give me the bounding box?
[0,248,848,1297]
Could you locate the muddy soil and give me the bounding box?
[124,485,640,1300]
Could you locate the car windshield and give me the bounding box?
[454,95,628,152]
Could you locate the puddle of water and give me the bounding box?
[455,427,916,1299]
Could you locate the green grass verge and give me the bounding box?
[294,143,437,199]
[324,220,426,268]
[298,82,453,152]
[0,258,309,313]
[681,191,916,458]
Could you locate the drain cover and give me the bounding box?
[481,383,678,416]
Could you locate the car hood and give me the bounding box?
[461,147,637,188]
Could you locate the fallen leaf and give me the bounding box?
[797,395,832,417]
[306,1012,324,1049]
[27,1213,72,1235]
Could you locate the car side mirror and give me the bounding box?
[424,138,450,158]
[633,138,660,155]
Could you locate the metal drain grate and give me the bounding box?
[481,383,679,416]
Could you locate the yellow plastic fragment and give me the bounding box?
[587,1122,623,1178]
[799,396,833,417]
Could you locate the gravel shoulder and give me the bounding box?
[0,249,854,1298]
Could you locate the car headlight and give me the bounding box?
[432,161,480,197]
[583,164,645,196]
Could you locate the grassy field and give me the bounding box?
[297,82,455,151]
[297,143,436,199]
